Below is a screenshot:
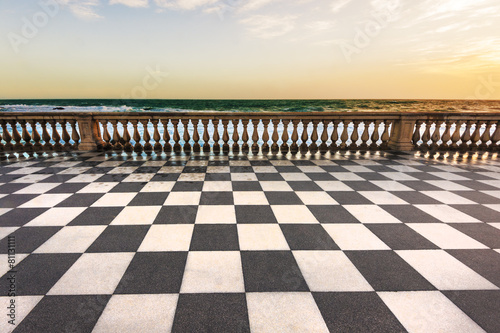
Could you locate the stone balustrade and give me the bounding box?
[1,111,500,155]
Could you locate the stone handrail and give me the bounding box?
[1,111,500,155]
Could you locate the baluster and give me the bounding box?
[359,121,370,150]
[131,120,143,153]
[20,120,33,151]
[61,121,71,150]
[299,120,310,154]
[192,119,201,153]
[241,120,250,154]
[469,121,482,150]
[271,119,280,154]
[10,121,22,151]
[213,119,221,154]
[111,120,123,151]
[49,120,62,151]
[319,120,329,154]
[251,119,260,154]
[40,121,52,150]
[340,120,350,150]
[69,120,80,150]
[370,120,381,150]
[100,120,112,150]
[412,120,422,147]
[420,120,432,151]
[479,121,493,150]
[151,120,162,153]
[330,120,340,151]
[141,120,153,153]
[171,119,181,153]
[232,119,240,153]
[1,121,13,151]
[290,120,299,155]
[262,119,270,154]
[380,120,392,150]
[489,121,500,152]
[181,119,191,153]
[202,120,210,153]
[160,119,171,153]
[350,120,360,150]
[460,121,472,151]
[280,120,290,154]
[429,121,441,151]
[440,120,452,150]
[450,121,462,151]
[222,119,230,153]
[30,120,42,151]
[121,120,133,152]
[309,120,319,154]
[0,122,4,153]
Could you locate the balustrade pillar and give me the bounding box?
[359,121,370,150]
[232,119,240,153]
[111,120,123,151]
[280,120,290,154]
[61,121,72,150]
[192,119,201,153]
[152,120,162,153]
[309,120,319,154]
[262,119,270,154]
[181,119,191,153]
[241,120,250,153]
[271,119,280,154]
[172,119,181,153]
[202,120,211,153]
[161,119,172,152]
[10,121,23,151]
[251,119,260,154]
[299,120,310,154]
[213,119,221,154]
[20,121,33,151]
[387,116,416,151]
[141,120,153,153]
[290,120,299,155]
[330,120,340,152]
[121,120,133,152]
[370,120,381,150]
[222,119,230,153]
[350,121,360,150]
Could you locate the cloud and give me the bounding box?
[330,0,352,13]
[240,15,296,38]
[109,0,149,7]
[153,0,219,10]
[305,20,336,31]
[238,0,280,12]
[58,0,103,20]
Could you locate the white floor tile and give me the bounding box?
[0,296,43,333]
[48,253,134,295]
[342,166,374,173]
[186,160,208,166]
[370,181,414,191]
[57,167,92,175]
[380,172,419,181]
[178,173,205,181]
[230,160,252,166]
[387,165,422,173]
[272,206,318,223]
[237,224,290,250]
[96,161,125,167]
[202,181,233,192]
[311,160,336,166]
[91,193,137,207]
[296,192,338,205]
[260,181,293,192]
[331,173,365,181]
[415,205,480,223]
[293,251,373,292]
[246,292,329,333]
[231,173,258,181]
[108,167,138,174]
[20,194,73,209]
[0,227,17,241]
[344,205,402,223]
[378,291,485,333]
[4,162,39,168]
[429,172,469,181]
[11,174,51,183]
[158,166,184,173]
[396,250,498,290]
[77,182,119,193]
[408,223,488,249]
[195,205,236,224]
[432,165,469,173]
[110,206,161,225]
[482,191,500,199]
[253,166,278,173]
[421,191,476,205]
[92,294,178,333]
[315,181,353,191]
[490,223,500,230]
[122,173,155,182]
[13,183,60,194]
[164,192,201,206]
[322,224,390,250]
[281,173,311,181]
[424,181,473,191]
[140,181,175,192]
[138,225,194,252]
[142,160,167,167]
[25,207,86,226]
[34,226,106,253]
[0,209,12,218]
[206,166,230,173]
[358,192,408,205]
[8,167,46,175]
[180,251,244,293]
[297,166,325,173]
[233,192,269,205]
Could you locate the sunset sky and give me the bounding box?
[1,0,499,99]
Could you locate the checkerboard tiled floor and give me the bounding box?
[0,150,499,332]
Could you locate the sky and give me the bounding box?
[0,0,499,99]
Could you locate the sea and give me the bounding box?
[1,99,500,113]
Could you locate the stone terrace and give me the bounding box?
[0,150,499,333]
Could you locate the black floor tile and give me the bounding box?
[450,205,500,222]
[86,225,149,252]
[154,206,198,224]
[313,292,407,333]
[96,174,129,182]
[205,173,231,181]
[109,182,146,193]
[447,249,500,287]
[190,225,239,251]
[115,252,188,294]
[0,183,30,194]
[235,205,277,223]
[39,175,76,183]
[287,181,323,191]
[255,173,284,181]
[390,191,442,205]
[366,224,440,250]
[354,173,391,181]
[306,173,337,181]
[133,167,161,173]
[397,181,442,191]
[0,253,80,296]
[56,193,104,207]
[68,207,123,225]
[230,166,254,173]
[265,191,303,205]
[443,290,500,333]
[451,223,500,248]
[128,192,169,206]
[345,250,435,291]
[150,173,180,182]
[232,181,263,191]
[0,194,38,208]
[280,224,339,250]
[307,205,359,223]
[327,192,372,205]
[380,205,442,223]
[241,251,309,292]
[455,190,500,204]
[171,181,204,192]
[200,192,234,205]
[46,183,88,194]
[172,293,250,333]
[345,181,385,191]
[0,208,49,227]
[0,227,61,254]
[275,166,302,173]
[460,181,500,191]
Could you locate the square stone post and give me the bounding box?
[388,115,419,151]
[76,116,99,151]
